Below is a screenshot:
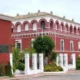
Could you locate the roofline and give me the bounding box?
[0,14,14,21]
[14,12,80,25]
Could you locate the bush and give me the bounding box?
[0,64,5,76]
[76,56,80,70]
[50,52,57,61]
[17,62,25,71]
[5,62,12,77]
[44,62,63,72]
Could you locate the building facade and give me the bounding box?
[12,11,80,63]
[0,14,13,64]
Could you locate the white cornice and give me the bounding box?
[12,31,80,39]
[0,14,14,21]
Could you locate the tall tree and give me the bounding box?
[33,36,55,56]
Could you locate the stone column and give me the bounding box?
[72,54,76,69]
[64,54,68,71]
[59,54,63,67]
[32,54,37,73]
[25,53,30,75]
[39,53,44,72]
[9,53,13,74]
[56,54,59,66]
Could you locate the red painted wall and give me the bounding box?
[0,19,11,64]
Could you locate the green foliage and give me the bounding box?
[5,62,12,77]
[24,47,36,55]
[12,47,25,72]
[0,64,4,76]
[44,62,63,72]
[76,56,80,70]
[50,52,57,61]
[17,62,25,71]
[33,36,55,56]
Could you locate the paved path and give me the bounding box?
[1,70,80,80]
[22,71,80,80]
[23,74,80,80]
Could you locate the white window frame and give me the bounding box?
[15,40,22,49]
[55,24,57,30]
[60,39,64,51]
[33,23,37,31]
[61,25,62,32]
[25,24,29,31]
[70,41,74,51]
[31,38,35,47]
[17,25,21,32]
[78,42,80,51]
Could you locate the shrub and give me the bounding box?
[44,62,63,72]
[5,62,12,77]
[50,52,57,61]
[76,56,80,70]
[17,62,25,71]
[0,64,4,76]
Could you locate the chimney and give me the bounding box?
[16,13,19,16]
[38,10,40,13]
[72,19,74,22]
[50,11,53,14]
[63,16,65,19]
[28,12,30,15]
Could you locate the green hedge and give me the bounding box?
[76,56,80,70]
[44,62,63,72]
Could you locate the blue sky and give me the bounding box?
[0,0,80,22]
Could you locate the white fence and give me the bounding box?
[10,53,44,76]
[56,53,76,71]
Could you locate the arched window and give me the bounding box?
[70,26,72,33]
[65,24,68,32]
[17,25,21,32]
[61,25,63,32]
[41,21,45,30]
[55,21,59,30]
[50,21,53,29]
[78,28,80,34]
[61,24,64,32]
[33,23,37,31]
[25,24,29,31]
[11,26,13,33]
[74,27,76,34]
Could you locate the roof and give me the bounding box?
[0,14,14,21]
[14,12,80,25]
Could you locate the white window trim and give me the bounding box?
[25,24,29,31]
[15,39,22,49]
[60,39,64,51]
[78,42,80,51]
[70,41,74,51]
[31,38,35,47]
[17,25,21,32]
[33,23,37,31]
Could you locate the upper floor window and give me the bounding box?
[60,39,64,51]
[50,21,53,29]
[15,40,22,49]
[70,41,74,51]
[65,24,68,33]
[31,38,35,47]
[78,42,80,51]
[61,25,63,32]
[70,26,73,33]
[11,26,13,33]
[25,24,29,31]
[33,23,37,31]
[74,27,76,34]
[41,21,45,30]
[17,25,21,32]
